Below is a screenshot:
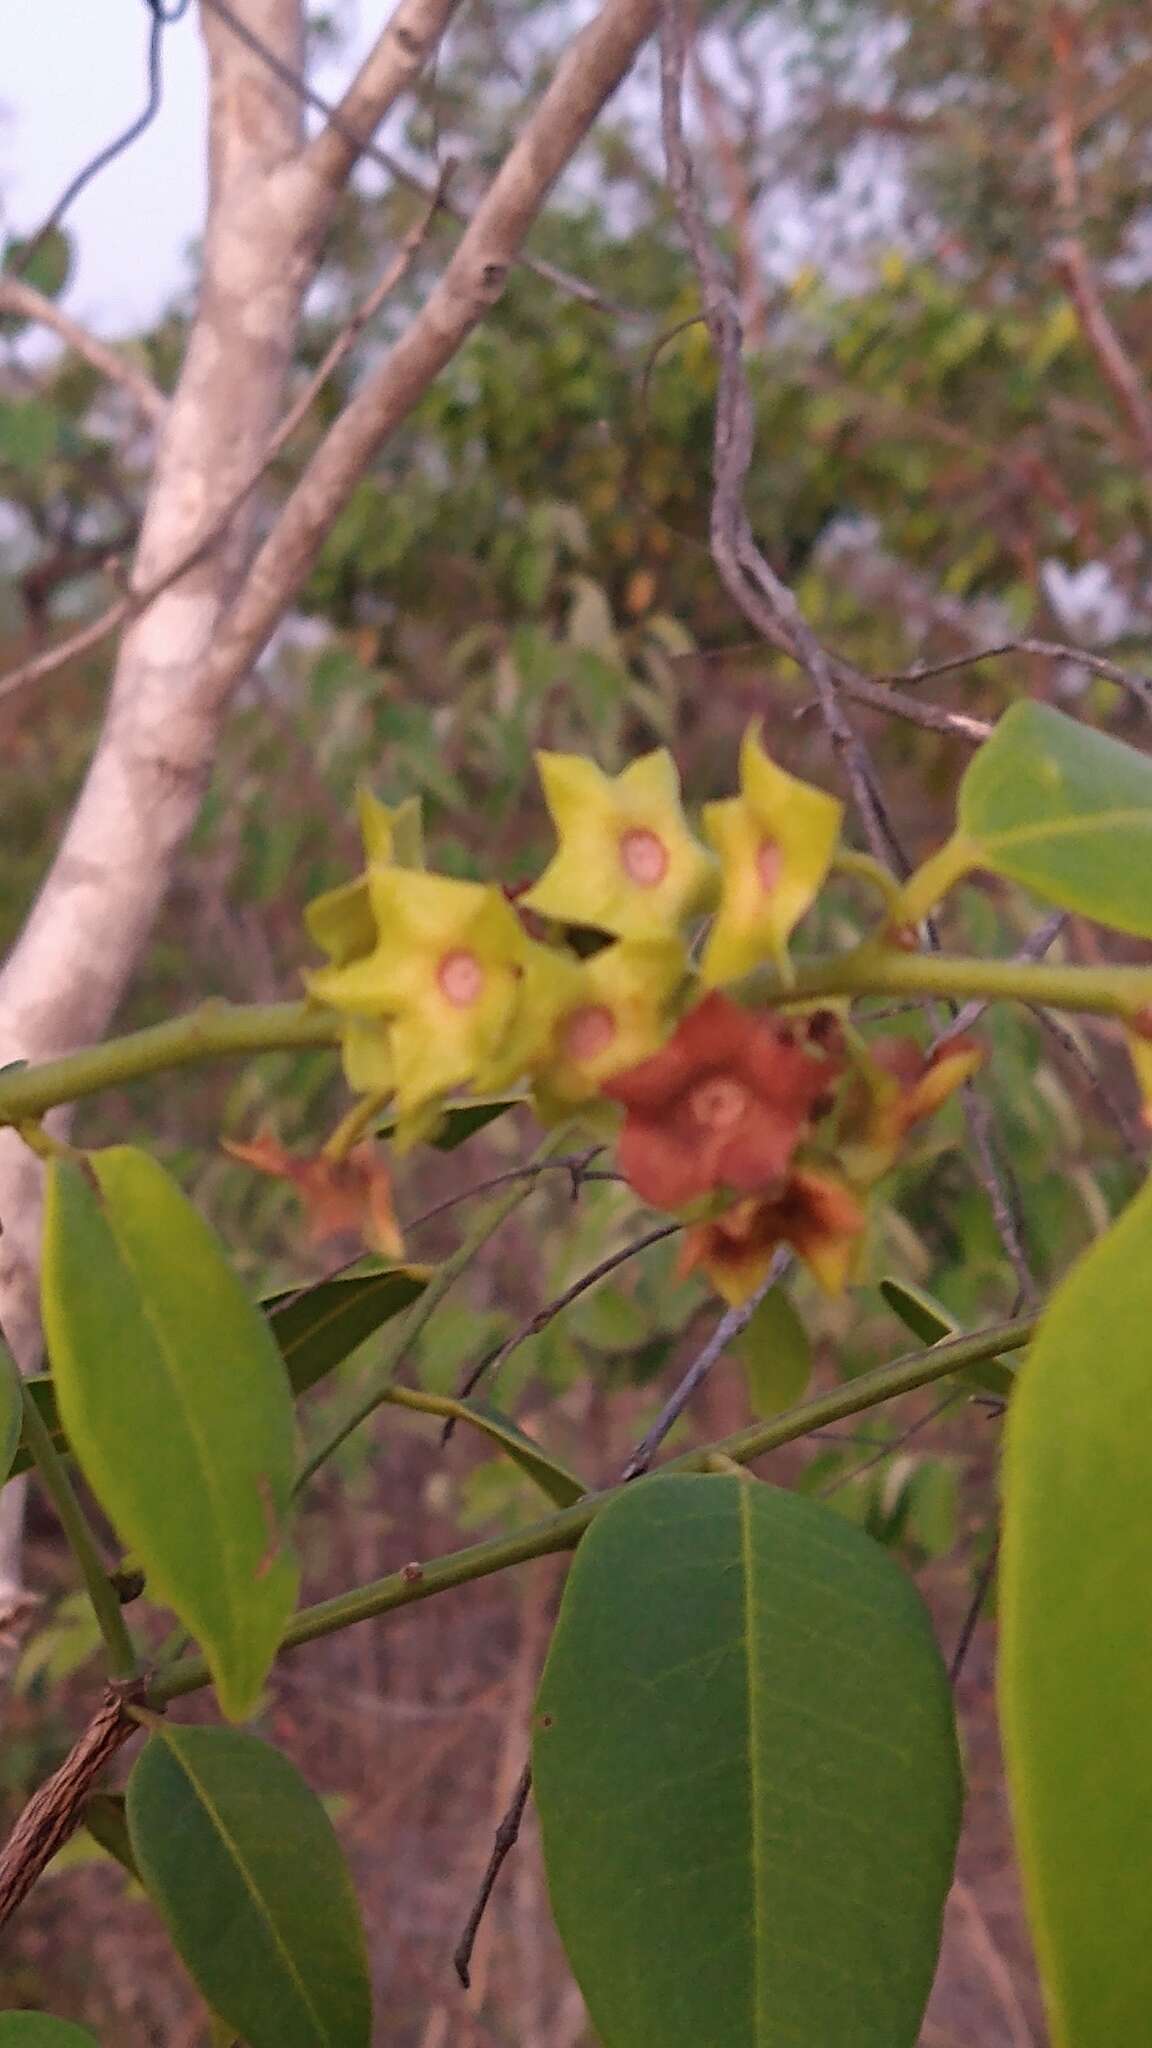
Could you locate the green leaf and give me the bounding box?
[957,701,1152,935]
[42,1149,298,1720]
[534,1474,961,2048]
[264,1265,432,1398]
[0,2021,98,2045]
[127,1724,371,2048]
[903,1459,960,1561]
[1000,1171,1152,2045]
[880,1277,1015,1397]
[2,226,73,303]
[82,1793,141,1883]
[6,1265,434,1483]
[736,1285,812,1416]
[377,1096,521,1150]
[0,397,60,472]
[0,1340,22,1483]
[391,1390,584,1506]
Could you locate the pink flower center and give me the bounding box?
[756,838,783,892]
[619,828,669,888]
[437,948,485,1008]
[561,1003,617,1062]
[689,1075,752,1132]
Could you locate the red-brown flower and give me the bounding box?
[679,1167,866,1302]
[223,1131,403,1259]
[601,991,841,1211]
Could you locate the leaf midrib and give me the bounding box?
[970,804,1152,857]
[159,1734,331,2043]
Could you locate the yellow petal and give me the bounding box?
[305,876,376,968]
[699,726,843,984]
[311,868,529,1116]
[522,748,716,940]
[356,787,424,868]
[341,1019,394,1095]
[904,1043,983,1122]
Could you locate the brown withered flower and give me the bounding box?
[679,1168,867,1303]
[223,1131,403,1259]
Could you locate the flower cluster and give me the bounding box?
[234,731,982,1301]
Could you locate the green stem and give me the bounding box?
[152,1311,1034,1706]
[772,947,1152,1018]
[18,1380,137,1680]
[294,1123,577,1489]
[893,834,977,926]
[1,940,1149,1138]
[0,1002,336,1125]
[831,850,906,922]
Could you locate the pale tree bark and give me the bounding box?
[0,0,657,1617]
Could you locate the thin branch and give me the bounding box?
[622,1251,787,1480]
[1046,22,1152,478]
[150,1311,1037,1707]
[932,916,1067,1045]
[818,1389,966,1499]
[296,0,465,193]
[407,1154,618,1233]
[881,638,1152,717]
[1029,1007,1148,1162]
[0,278,168,427]
[655,0,901,871]
[949,1534,1000,1686]
[199,0,626,312]
[196,0,658,717]
[16,1375,137,1679]
[963,1085,1035,1306]
[0,173,446,712]
[7,0,189,283]
[452,1220,679,1416]
[296,1126,580,1488]
[453,1761,533,1988]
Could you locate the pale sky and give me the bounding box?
[2,1,378,335]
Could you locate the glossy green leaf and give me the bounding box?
[42,1149,298,1720]
[264,1265,432,1398]
[0,1340,22,1483]
[534,1474,961,2047]
[880,1277,1015,1397]
[0,2022,97,2046]
[1001,1171,1152,2046]
[6,1265,434,1485]
[127,1724,371,2048]
[737,1284,812,1416]
[958,701,1152,934]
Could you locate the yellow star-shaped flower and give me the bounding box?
[521,749,716,941]
[522,935,689,1123]
[699,727,843,984]
[304,791,424,1100]
[307,869,528,1132]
